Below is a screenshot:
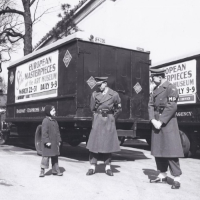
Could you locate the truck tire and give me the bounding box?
[35,125,42,156]
[179,130,190,158]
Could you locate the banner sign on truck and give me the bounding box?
[164,59,196,104]
[15,50,58,103]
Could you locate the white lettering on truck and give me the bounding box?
[163,60,197,104]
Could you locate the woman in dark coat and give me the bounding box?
[148,68,184,189]
[39,105,62,177]
[86,77,122,176]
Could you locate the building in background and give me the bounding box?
[35,0,200,68]
[34,0,148,53]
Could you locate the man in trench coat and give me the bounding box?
[148,68,184,189]
[86,77,122,176]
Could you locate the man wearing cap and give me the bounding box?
[148,68,184,189]
[86,77,122,176]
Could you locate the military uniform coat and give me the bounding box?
[148,81,184,158]
[86,87,121,153]
[41,117,62,157]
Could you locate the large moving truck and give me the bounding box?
[149,55,200,156]
[5,32,151,154]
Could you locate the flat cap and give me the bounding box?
[95,77,108,85]
[150,67,166,76]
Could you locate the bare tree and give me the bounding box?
[0,1,21,63]
[0,0,53,59]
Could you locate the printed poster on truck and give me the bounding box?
[15,50,58,103]
[164,59,196,104]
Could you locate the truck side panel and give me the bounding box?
[131,51,149,120]
[115,48,131,119]
[76,41,99,117]
[57,42,77,117]
[76,41,150,121]
[58,42,77,97]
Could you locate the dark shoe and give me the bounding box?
[150,177,167,183]
[39,170,45,177]
[105,169,113,176]
[86,169,95,176]
[171,181,181,189]
[52,172,63,176]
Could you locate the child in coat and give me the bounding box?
[39,105,63,177]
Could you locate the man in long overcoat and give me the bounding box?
[86,77,122,176]
[148,68,184,189]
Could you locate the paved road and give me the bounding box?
[0,138,200,200]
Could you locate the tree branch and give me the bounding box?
[33,0,40,22]
[30,0,37,7]
[7,35,22,43]
[32,7,54,25]
[0,28,24,38]
[0,6,24,16]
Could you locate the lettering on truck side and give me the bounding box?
[176,112,192,117]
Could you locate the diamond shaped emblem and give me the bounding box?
[133,82,142,94]
[63,50,72,68]
[87,76,97,89]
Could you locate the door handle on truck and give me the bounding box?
[117,90,125,94]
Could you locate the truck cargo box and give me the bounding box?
[5,32,150,152]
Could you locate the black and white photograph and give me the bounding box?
[0,0,200,199]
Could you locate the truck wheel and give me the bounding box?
[179,130,190,158]
[0,130,10,145]
[35,125,42,156]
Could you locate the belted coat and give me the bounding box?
[41,117,62,157]
[86,87,121,153]
[148,81,184,158]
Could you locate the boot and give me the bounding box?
[105,165,113,176]
[86,169,95,176]
[39,168,45,177]
[171,181,181,189]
